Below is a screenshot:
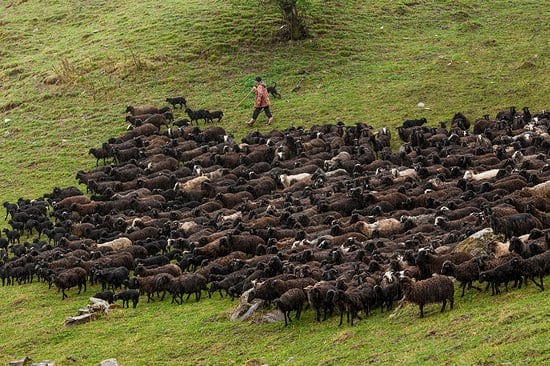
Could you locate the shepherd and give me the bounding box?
[246,76,274,127]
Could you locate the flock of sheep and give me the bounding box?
[1,103,549,325]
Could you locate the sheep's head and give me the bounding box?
[440,261,454,276]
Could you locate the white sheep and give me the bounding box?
[357,218,405,238]
[391,167,418,181]
[279,173,312,189]
[522,179,550,198]
[174,175,210,191]
[93,237,132,251]
[463,169,500,181]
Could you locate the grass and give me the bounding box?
[0,0,549,364]
[1,279,549,365]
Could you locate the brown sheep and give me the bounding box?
[398,274,455,318]
[126,105,160,116]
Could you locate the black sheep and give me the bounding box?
[166,96,186,109]
[508,236,545,259]
[440,259,482,297]
[185,108,211,125]
[478,260,523,295]
[328,287,368,326]
[207,110,224,123]
[402,117,427,129]
[114,289,140,308]
[374,271,401,311]
[95,266,130,291]
[93,291,115,304]
[273,288,307,326]
[510,251,550,291]
[89,143,116,167]
[304,280,336,322]
[489,213,542,240]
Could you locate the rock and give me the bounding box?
[452,228,502,256]
[9,356,31,366]
[230,288,257,321]
[98,359,119,366]
[64,313,96,326]
[239,301,264,322]
[262,309,285,323]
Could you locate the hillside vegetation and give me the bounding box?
[0,0,549,365]
[1,0,548,205]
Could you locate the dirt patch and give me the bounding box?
[333,331,354,344]
[0,101,22,113]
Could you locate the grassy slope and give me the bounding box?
[0,0,549,364]
[0,280,549,365]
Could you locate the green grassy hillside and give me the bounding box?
[0,0,549,364]
[1,0,548,205]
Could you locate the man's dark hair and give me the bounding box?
[255,76,262,82]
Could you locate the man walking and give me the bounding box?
[247,76,274,127]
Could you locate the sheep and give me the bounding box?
[126,105,160,116]
[207,110,224,123]
[478,260,523,295]
[398,274,454,318]
[114,289,140,308]
[119,123,159,142]
[95,266,130,291]
[216,191,254,209]
[374,271,401,312]
[304,280,337,321]
[328,286,371,326]
[451,112,470,131]
[522,179,550,198]
[3,228,20,244]
[462,169,500,181]
[125,274,170,302]
[93,291,115,304]
[143,113,171,130]
[440,259,482,297]
[279,173,313,189]
[185,108,211,125]
[92,237,133,252]
[510,251,550,291]
[273,288,307,326]
[247,277,289,304]
[166,272,208,304]
[488,213,543,240]
[126,113,154,127]
[174,175,210,192]
[402,117,427,129]
[508,236,545,259]
[89,143,116,167]
[356,218,411,239]
[221,233,265,256]
[93,251,135,271]
[166,96,186,109]
[496,106,516,123]
[54,267,88,300]
[134,254,169,268]
[414,249,473,280]
[208,272,248,299]
[134,263,182,278]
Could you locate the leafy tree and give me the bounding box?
[273,0,309,40]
